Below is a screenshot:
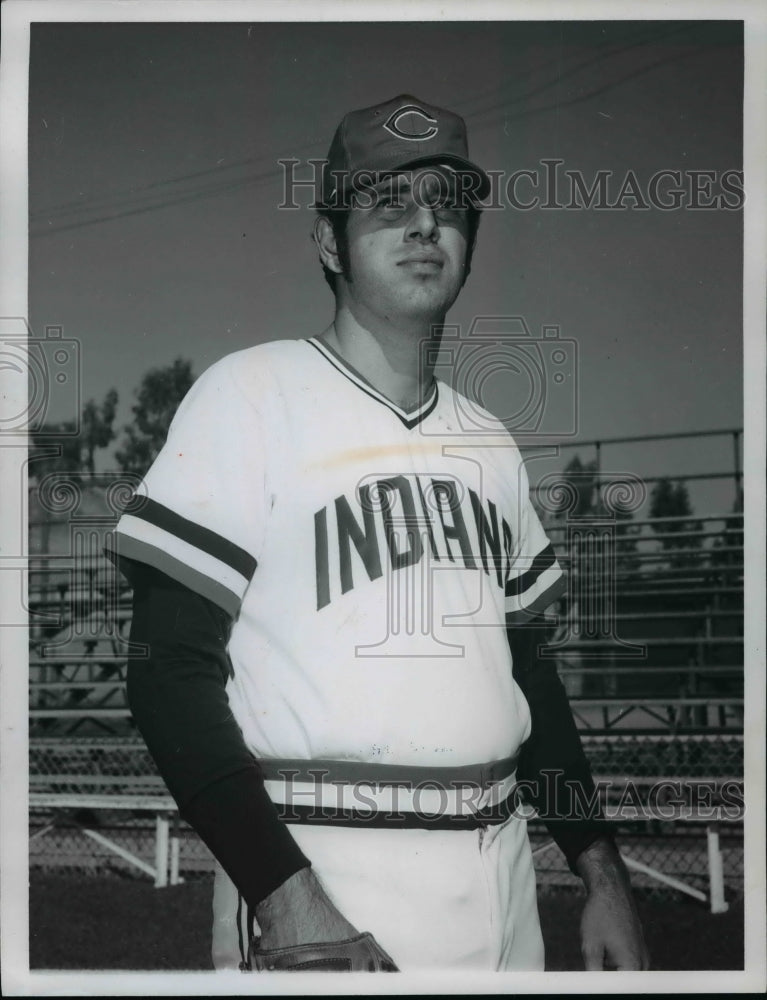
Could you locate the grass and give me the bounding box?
[29,871,744,972]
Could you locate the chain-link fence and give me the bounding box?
[529,825,743,900]
[27,490,745,910]
[28,732,745,789]
[29,733,744,906]
[30,811,215,879]
[29,809,744,904]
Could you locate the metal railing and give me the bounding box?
[26,433,745,906]
[27,508,744,737]
[533,427,743,508]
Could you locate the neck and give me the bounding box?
[321,304,443,410]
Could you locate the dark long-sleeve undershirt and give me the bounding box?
[125,560,309,906]
[508,622,615,871]
[123,559,611,907]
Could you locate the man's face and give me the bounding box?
[339,168,472,327]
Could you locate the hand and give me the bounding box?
[254,867,359,950]
[574,838,650,971]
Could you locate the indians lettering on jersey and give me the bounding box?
[314,472,520,611]
[107,342,564,638]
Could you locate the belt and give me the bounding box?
[257,754,521,830]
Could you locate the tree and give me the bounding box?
[29,420,82,482]
[545,453,640,577]
[27,390,119,650]
[649,478,702,569]
[557,454,599,518]
[81,389,119,474]
[115,358,195,476]
[29,389,119,484]
[707,487,743,585]
[610,503,641,576]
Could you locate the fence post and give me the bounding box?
[154,812,169,888]
[707,823,729,914]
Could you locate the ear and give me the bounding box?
[313,216,343,275]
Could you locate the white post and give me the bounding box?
[154,813,169,888]
[82,828,157,880]
[170,834,182,885]
[707,824,729,914]
[622,853,707,903]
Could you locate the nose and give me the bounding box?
[405,204,439,242]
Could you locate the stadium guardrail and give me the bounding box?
[27,456,745,908]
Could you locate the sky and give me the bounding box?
[27,18,744,515]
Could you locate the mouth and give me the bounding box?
[398,255,444,269]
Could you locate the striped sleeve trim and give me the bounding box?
[505,572,567,626]
[506,557,565,615]
[108,516,253,618]
[504,542,556,598]
[124,497,257,580]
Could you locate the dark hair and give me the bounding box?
[315,204,482,293]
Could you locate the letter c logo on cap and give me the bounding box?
[383,105,439,142]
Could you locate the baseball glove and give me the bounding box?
[248,931,398,972]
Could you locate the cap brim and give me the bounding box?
[391,154,491,202]
[320,154,491,209]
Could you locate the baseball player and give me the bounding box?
[108,95,648,972]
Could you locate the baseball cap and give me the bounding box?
[321,94,491,208]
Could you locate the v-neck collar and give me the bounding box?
[306,337,439,430]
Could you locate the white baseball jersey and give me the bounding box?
[110,337,565,774]
[111,336,566,971]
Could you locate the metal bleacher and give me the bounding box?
[27,431,746,901]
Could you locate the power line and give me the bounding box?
[32,164,285,237]
[458,22,694,122]
[476,43,708,129]
[30,24,709,239]
[31,136,326,223]
[37,25,681,224]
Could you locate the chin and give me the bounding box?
[397,302,455,327]
[400,282,459,312]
